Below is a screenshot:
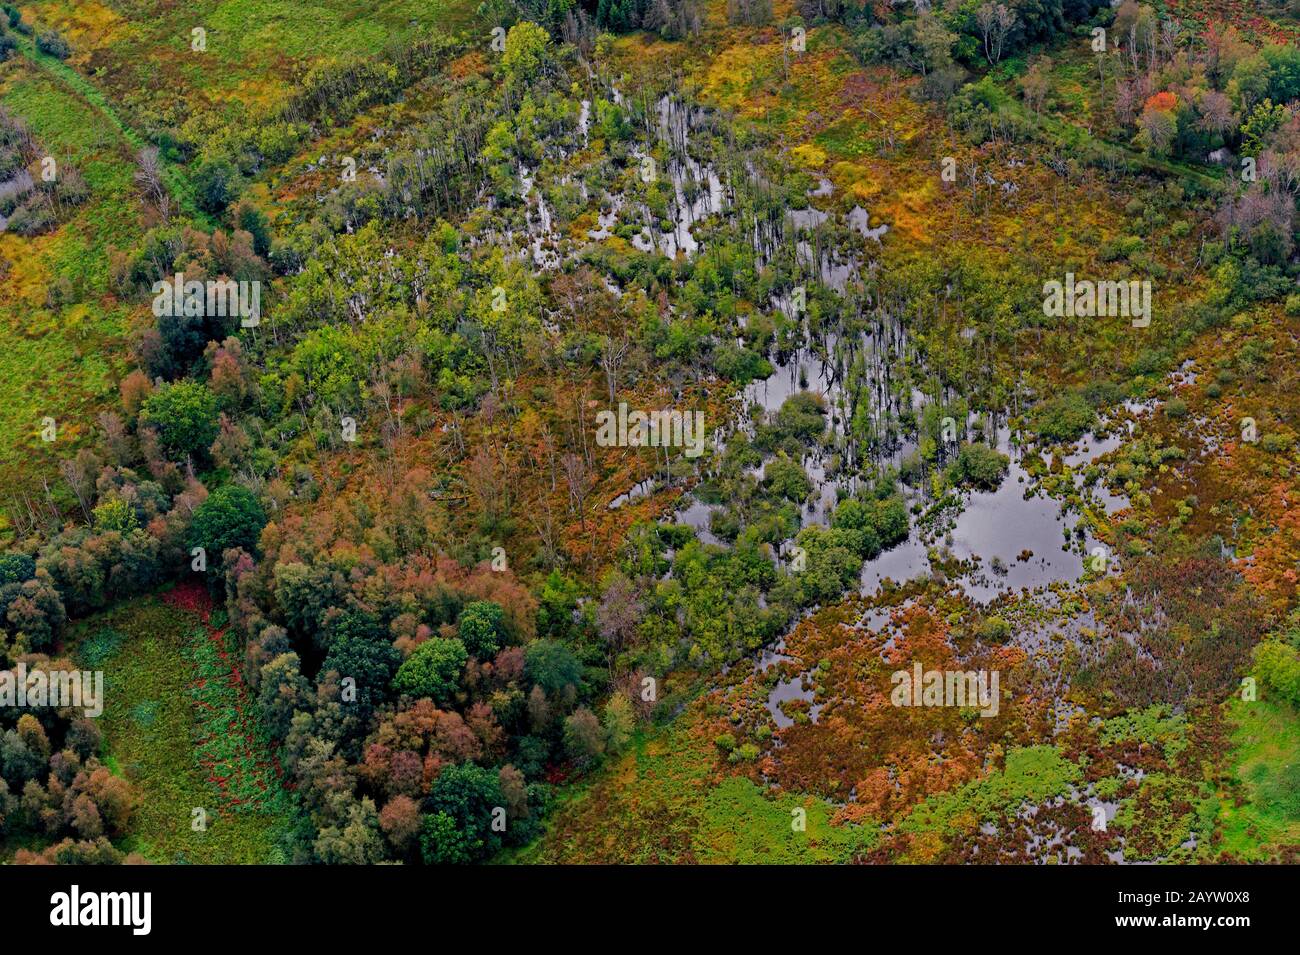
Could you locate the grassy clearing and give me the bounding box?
[24,0,479,109]
[508,716,873,864]
[0,54,142,520]
[14,30,199,213]
[505,724,712,864]
[1218,696,1300,860]
[70,596,292,863]
[694,776,876,864]
[182,604,286,814]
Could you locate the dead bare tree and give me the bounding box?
[562,451,591,532]
[6,498,34,540]
[59,448,100,524]
[975,3,1017,66]
[526,493,562,569]
[598,334,630,405]
[134,146,171,222]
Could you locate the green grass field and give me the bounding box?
[0,51,141,525]
[71,596,293,863]
[23,0,478,109]
[506,719,874,864]
[1218,696,1300,860]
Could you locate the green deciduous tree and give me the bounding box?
[139,380,220,462]
[502,21,549,85]
[421,763,505,863]
[456,601,506,658]
[523,639,583,695]
[392,637,467,704]
[188,484,267,560]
